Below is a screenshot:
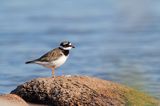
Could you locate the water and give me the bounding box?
[0,0,160,99]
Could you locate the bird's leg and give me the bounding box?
[51,67,55,78]
[62,70,65,77]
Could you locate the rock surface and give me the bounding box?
[0,94,28,106]
[11,76,159,106]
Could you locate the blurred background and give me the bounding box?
[0,0,160,99]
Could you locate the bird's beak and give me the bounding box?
[71,45,75,48]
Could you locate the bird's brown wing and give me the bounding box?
[36,48,63,62]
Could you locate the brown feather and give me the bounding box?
[36,48,63,62]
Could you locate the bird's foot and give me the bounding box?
[51,75,55,79]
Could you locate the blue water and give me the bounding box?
[0,0,160,99]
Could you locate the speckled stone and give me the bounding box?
[11,76,126,106]
[11,76,159,106]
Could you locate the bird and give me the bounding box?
[25,41,75,77]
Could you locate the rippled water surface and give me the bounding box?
[0,0,160,99]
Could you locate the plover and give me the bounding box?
[25,41,75,77]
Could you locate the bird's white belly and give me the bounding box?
[35,55,68,68]
[51,55,68,68]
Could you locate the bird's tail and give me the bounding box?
[25,60,36,64]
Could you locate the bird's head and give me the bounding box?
[59,41,75,50]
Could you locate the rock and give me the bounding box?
[0,94,28,106]
[11,76,159,106]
